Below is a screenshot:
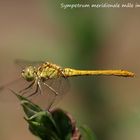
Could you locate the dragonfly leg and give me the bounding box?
[38,81,42,95]
[43,82,59,95]
[48,95,57,111]
[27,83,39,98]
[19,81,35,94]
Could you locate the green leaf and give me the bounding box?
[25,111,60,140]
[11,90,42,117]
[51,109,73,140]
[12,91,79,140]
[80,125,97,140]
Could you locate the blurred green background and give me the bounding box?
[0,1,139,140]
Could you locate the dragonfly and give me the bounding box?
[19,61,134,95]
[0,61,134,108]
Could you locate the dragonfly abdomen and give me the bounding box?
[63,68,134,77]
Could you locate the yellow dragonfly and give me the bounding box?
[19,61,134,95]
[0,61,134,108]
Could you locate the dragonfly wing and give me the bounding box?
[0,78,34,102]
[14,59,44,69]
[39,77,70,109]
[0,75,70,109]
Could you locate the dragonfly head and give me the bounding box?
[22,66,37,82]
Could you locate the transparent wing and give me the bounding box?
[0,75,70,109]
[30,77,70,110]
[0,77,29,102]
[44,77,70,109]
[14,59,44,69]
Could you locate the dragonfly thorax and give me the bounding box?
[22,66,37,82]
